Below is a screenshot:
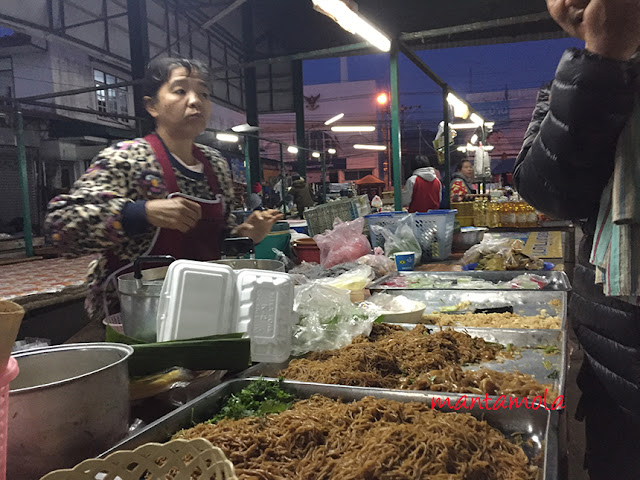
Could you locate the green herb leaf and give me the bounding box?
[207,379,295,424]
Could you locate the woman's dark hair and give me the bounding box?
[143,57,211,98]
[455,159,472,172]
[412,155,431,171]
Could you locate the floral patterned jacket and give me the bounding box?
[45,138,236,321]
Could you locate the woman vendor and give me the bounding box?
[45,57,282,321]
[450,159,475,202]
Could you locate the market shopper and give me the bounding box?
[289,176,314,218]
[246,182,264,210]
[45,57,282,322]
[514,0,640,478]
[402,155,442,212]
[450,159,475,202]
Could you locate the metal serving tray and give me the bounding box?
[369,271,572,291]
[376,287,567,330]
[242,325,567,398]
[104,378,558,480]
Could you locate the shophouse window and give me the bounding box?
[94,69,128,118]
[0,57,14,105]
[344,170,373,181]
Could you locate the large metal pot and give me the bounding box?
[8,343,133,479]
[119,256,175,342]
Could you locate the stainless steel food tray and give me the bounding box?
[242,326,567,399]
[369,271,572,291]
[104,378,558,480]
[374,287,567,330]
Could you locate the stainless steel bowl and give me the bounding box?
[211,259,285,272]
[8,343,133,479]
[452,227,488,252]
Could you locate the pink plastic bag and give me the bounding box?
[314,217,372,268]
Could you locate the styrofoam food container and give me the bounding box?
[156,261,238,342]
[156,260,295,363]
[236,269,295,363]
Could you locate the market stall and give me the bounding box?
[3,202,574,478]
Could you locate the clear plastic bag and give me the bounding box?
[292,283,375,356]
[371,215,422,264]
[461,236,525,265]
[313,217,372,268]
[322,265,375,291]
[357,253,397,278]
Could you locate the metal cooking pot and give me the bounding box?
[211,258,285,272]
[8,343,133,479]
[118,256,175,342]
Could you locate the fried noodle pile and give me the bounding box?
[175,395,539,480]
[281,324,551,396]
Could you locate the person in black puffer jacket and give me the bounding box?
[515,1,640,478]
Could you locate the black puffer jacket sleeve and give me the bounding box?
[514,48,638,220]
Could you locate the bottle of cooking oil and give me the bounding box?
[526,204,539,227]
[516,202,528,228]
[487,200,501,228]
[473,198,488,227]
[502,201,516,228]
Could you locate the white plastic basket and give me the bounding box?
[40,438,237,480]
[414,210,457,261]
[365,210,457,261]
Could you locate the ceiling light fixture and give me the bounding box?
[312,0,391,52]
[324,113,345,125]
[231,123,259,133]
[331,125,376,132]
[470,113,484,126]
[353,144,386,151]
[312,151,321,158]
[446,93,470,119]
[327,148,337,154]
[287,145,299,154]
[216,133,239,143]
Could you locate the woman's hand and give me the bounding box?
[235,209,284,244]
[547,0,640,60]
[145,197,202,232]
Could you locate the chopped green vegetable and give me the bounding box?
[547,369,560,380]
[542,360,552,370]
[535,345,560,355]
[207,379,296,424]
[505,343,514,353]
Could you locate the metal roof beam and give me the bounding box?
[201,0,248,30]
[400,12,552,42]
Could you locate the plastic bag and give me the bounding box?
[314,217,372,268]
[461,236,525,265]
[371,215,422,264]
[292,283,375,355]
[360,293,426,315]
[357,253,397,278]
[322,265,375,291]
[272,248,296,271]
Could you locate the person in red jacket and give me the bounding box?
[402,155,442,212]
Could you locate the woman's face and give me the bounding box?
[145,66,212,139]
[461,161,474,179]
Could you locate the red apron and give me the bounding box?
[102,133,226,314]
[143,133,226,260]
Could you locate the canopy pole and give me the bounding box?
[321,153,327,204]
[390,41,402,212]
[15,108,34,257]
[279,143,287,218]
[293,60,307,178]
[442,86,452,208]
